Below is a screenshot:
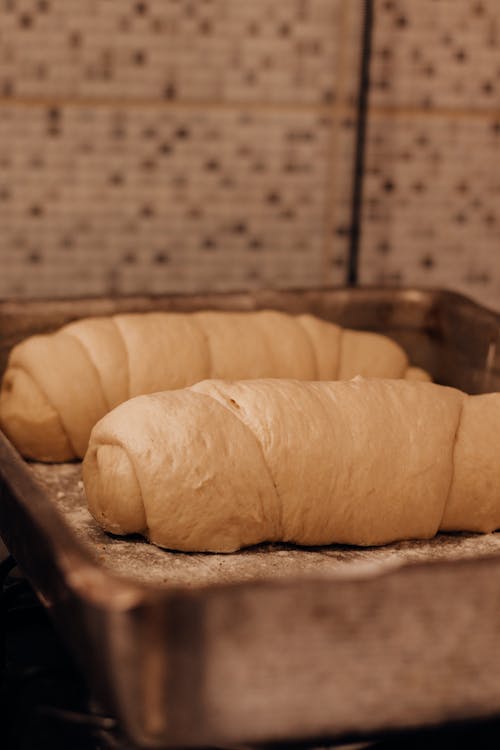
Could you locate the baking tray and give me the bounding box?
[1,286,500,749]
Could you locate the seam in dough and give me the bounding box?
[64,331,112,412]
[294,318,320,380]
[11,361,78,457]
[334,329,343,380]
[0,364,73,459]
[197,388,284,539]
[92,437,149,537]
[190,314,213,379]
[439,396,465,532]
[111,316,132,400]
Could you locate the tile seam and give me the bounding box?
[370,106,500,120]
[0,96,344,114]
[321,0,358,285]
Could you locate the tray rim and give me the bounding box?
[0,283,499,321]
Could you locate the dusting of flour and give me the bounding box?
[29,462,500,589]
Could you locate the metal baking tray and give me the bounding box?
[1,286,500,749]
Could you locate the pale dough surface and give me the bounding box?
[81,377,494,554]
[0,310,415,461]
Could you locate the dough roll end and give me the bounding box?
[83,389,281,552]
[83,443,146,535]
[0,366,74,462]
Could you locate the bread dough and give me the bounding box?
[81,377,490,554]
[0,311,412,461]
[405,366,432,382]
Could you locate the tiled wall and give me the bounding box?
[0,0,361,298]
[1,0,499,310]
[362,0,500,311]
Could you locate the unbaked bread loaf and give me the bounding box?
[404,366,432,382]
[0,310,415,462]
[83,377,500,553]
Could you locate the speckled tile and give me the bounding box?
[0,0,348,105]
[322,111,359,280]
[371,0,500,110]
[0,0,363,299]
[0,104,351,298]
[359,113,500,311]
[342,0,364,106]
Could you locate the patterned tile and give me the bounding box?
[342,0,364,106]
[0,0,348,105]
[359,114,500,311]
[0,105,350,298]
[371,0,500,110]
[323,111,359,279]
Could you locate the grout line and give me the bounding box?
[369,105,500,120]
[2,97,495,121]
[347,0,374,287]
[0,95,344,115]
[321,0,356,285]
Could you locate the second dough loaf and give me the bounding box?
[0,310,414,461]
[83,377,500,553]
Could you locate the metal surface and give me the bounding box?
[1,286,500,749]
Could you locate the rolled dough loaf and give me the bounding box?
[0,310,414,461]
[83,377,497,553]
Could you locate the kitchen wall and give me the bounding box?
[0,0,499,310]
[362,0,500,311]
[0,0,362,298]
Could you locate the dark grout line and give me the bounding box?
[347,0,374,287]
[0,96,355,115]
[370,105,500,120]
